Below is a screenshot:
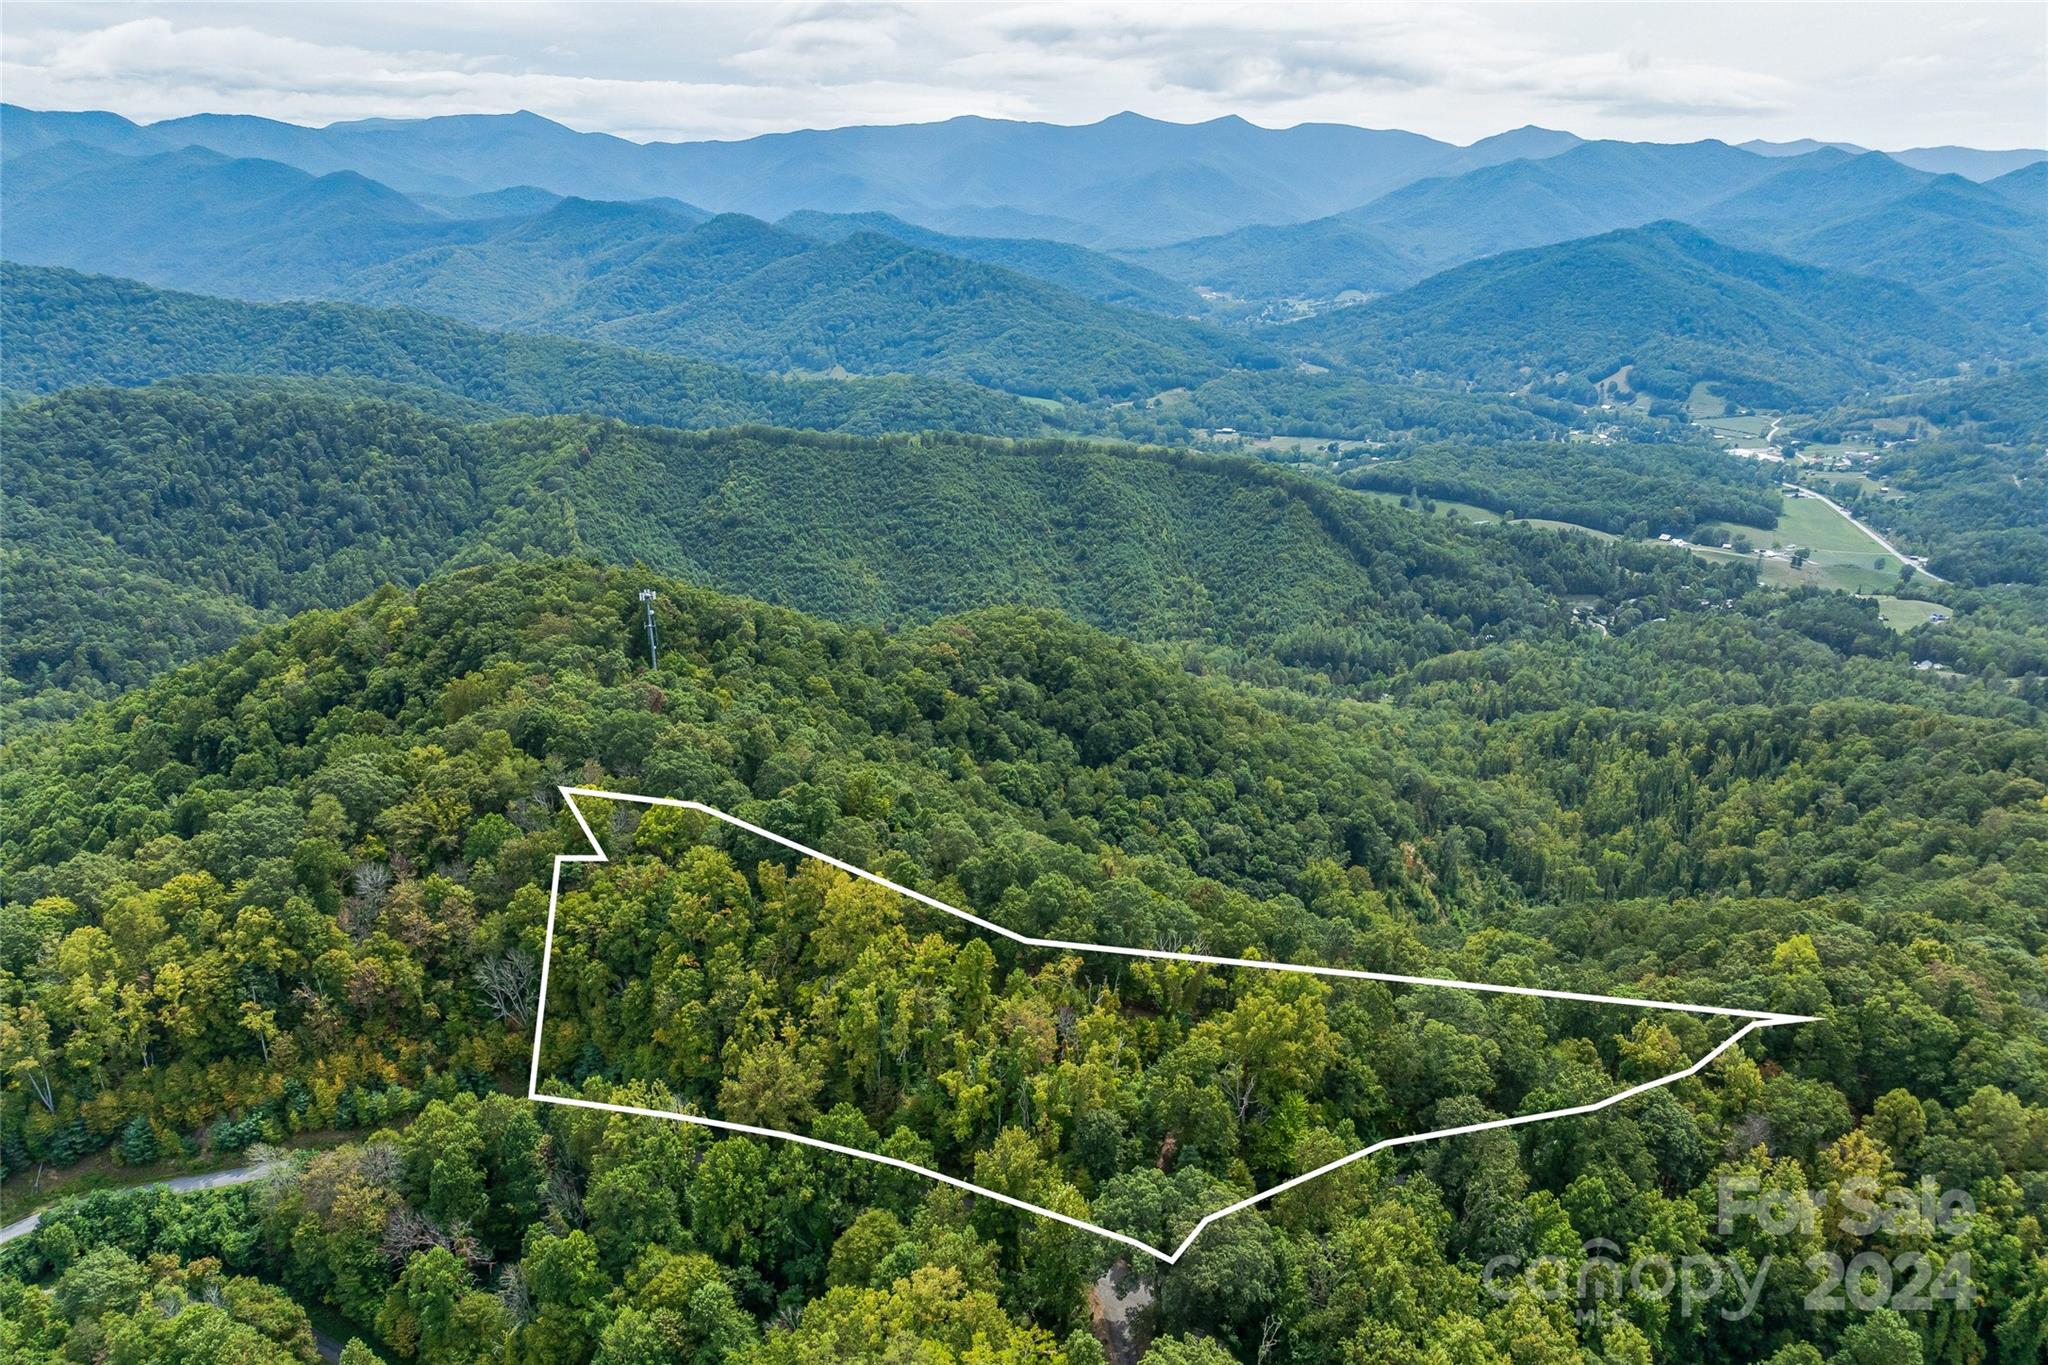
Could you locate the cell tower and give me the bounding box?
[638,589,659,669]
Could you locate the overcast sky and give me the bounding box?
[4,2,2043,151]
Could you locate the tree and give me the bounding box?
[1143,1336,1238,1365]
[516,1229,611,1365]
[716,1028,823,1131]
[378,1246,506,1363]
[1830,1308,1925,1365]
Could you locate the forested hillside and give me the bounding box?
[1696,154,2048,338]
[1799,363,2048,449]
[3,558,2043,1362]
[1091,371,1587,446]
[1,382,1746,721]
[0,265,1048,438]
[6,266,1639,450]
[1342,442,1784,536]
[556,223,1272,400]
[1291,223,2004,405]
[777,210,1204,314]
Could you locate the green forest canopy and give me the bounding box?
[2,380,1762,722]
[1,558,2044,1362]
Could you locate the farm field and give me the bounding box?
[1687,540,1894,594]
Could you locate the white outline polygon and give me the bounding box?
[526,787,1814,1263]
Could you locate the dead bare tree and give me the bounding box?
[497,1264,532,1328]
[1221,1060,1260,1123]
[382,1204,484,1267]
[474,949,539,1028]
[544,1159,586,1228]
[352,861,393,906]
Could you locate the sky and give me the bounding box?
[3,2,2044,151]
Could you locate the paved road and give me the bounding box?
[0,1159,284,1246]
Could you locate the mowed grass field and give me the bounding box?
[1693,412,1776,443]
[1872,596,1951,631]
[1684,496,1904,594]
[1770,495,1911,592]
[1356,478,1917,601]
[1517,517,1620,541]
[1355,487,1503,524]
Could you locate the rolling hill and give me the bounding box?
[777,209,1202,313]
[1289,221,2005,405]
[0,380,1736,719]
[0,264,1050,439]
[546,220,1274,399]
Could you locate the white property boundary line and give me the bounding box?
[526,787,1814,1264]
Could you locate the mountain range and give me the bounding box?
[1741,136,2048,180]
[1136,141,2048,319]
[9,104,2038,250]
[0,144,1270,400]
[4,106,2039,408]
[1,104,1588,246]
